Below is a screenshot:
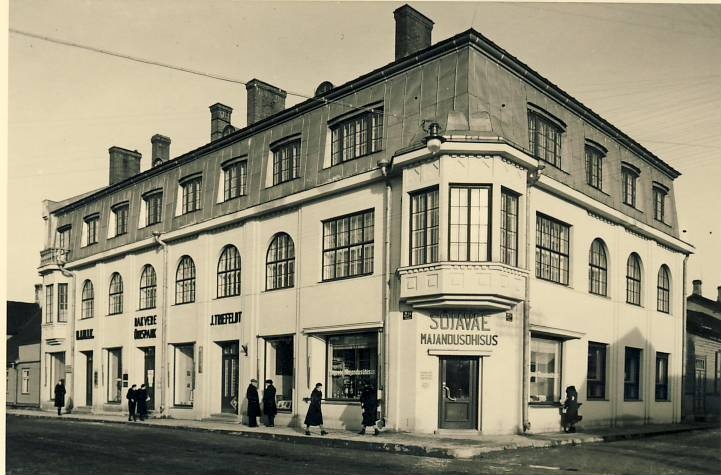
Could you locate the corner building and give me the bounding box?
[38,5,693,434]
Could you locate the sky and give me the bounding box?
[6,1,721,302]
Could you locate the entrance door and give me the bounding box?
[221,342,239,414]
[439,357,478,430]
[142,347,156,410]
[83,351,93,406]
[694,357,706,417]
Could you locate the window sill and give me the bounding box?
[173,301,196,306]
[329,149,383,168]
[653,218,672,228]
[268,177,301,188]
[108,233,127,240]
[655,399,671,403]
[622,203,643,214]
[138,307,157,311]
[219,194,248,204]
[264,286,295,293]
[82,243,98,248]
[107,313,123,317]
[215,294,242,300]
[321,272,374,284]
[535,158,569,175]
[176,209,202,217]
[588,291,611,300]
[535,276,570,287]
[623,399,642,402]
[626,302,643,308]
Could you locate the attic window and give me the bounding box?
[527,107,565,169]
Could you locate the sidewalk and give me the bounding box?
[7,408,717,459]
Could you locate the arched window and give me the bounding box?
[176,256,196,304]
[588,239,608,296]
[81,280,94,319]
[108,273,124,315]
[657,265,671,314]
[139,264,157,310]
[626,253,642,306]
[266,233,295,290]
[217,245,241,298]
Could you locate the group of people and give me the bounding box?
[126,384,151,421]
[245,379,380,436]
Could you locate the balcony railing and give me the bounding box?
[39,248,70,268]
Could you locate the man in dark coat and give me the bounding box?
[304,383,327,436]
[358,384,379,435]
[54,379,66,416]
[137,384,149,421]
[562,385,582,433]
[246,379,261,427]
[262,379,277,427]
[126,384,138,422]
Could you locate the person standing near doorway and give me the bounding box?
[54,379,66,416]
[304,383,327,436]
[246,379,261,427]
[126,384,138,422]
[358,383,379,436]
[137,384,149,421]
[262,379,277,427]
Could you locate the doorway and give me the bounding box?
[82,351,93,406]
[220,342,239,414]
[141,347,156,410]
[438,357,479,430]
[694,357,706,417]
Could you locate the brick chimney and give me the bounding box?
[394,4,434,61]
[692,279,702,296]
[151,134,171,167]
[210,103,234,141]
[717,285,721,303]
[246,79,287,126]
[109,146,141,185]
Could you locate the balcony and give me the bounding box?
[398,262,527,310]
[39,248,70,269]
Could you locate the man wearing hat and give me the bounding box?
[246,379,261,427]
[262,379,278,427]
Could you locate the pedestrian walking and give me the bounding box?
[54,379,66,416]
[126,384,138,422]
[561,385,582,433]
[246,379,261,427]
[358,383,379,435]
[304,383,327,436]
[263,379,277,427]
[137,384,149,421]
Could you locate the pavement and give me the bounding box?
[6,408,717,460]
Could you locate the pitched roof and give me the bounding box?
[6,301,40,336]
[6,301,42,364]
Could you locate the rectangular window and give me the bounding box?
[327,332,378,401]
[500,189,519,267]
[624,347,642,400]
[57,283,68,323]
[181,177,202,214]
[449,186,491,262]
[528,110,563,168]
[56,226,71,250]
[530,336,562,403]
[264,336,294,412]
[331,108,383,165]
[174,344,195,407]
[654,187,666,222]
[113,204,129,236]
[145,192,163,226]
[622,168,638,208]
[409,188,439,266]
[107,348,122,403]
[84,216,99,246]
[223,161,247,201]
[322,209,374,281]
[585,145,604,190]
[535,214,570,285]
[272,140,300,185]
[587,342,607,399]
[655,352,669,401]
[21,369,30,394]
[45,285,53,324]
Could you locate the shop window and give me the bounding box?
[624,347,642,400]
[21,369,30,395]
[272,139,300,185]
[108,272,124,315]
[175,256,196,304]
[173,344,195,407]
[535,213,570,285]
[409,187,439,265]
[45,285,53,324]
[588,238,608,296]
[322,209,374,281]
[626,253,643,306]
[57,283,68,323]
[327,332,378,400]
[81,280,94,319]
[217,245,241,298]
[330,107,383,165]
[139,264,157,310]
[107,348,122,403]
[500,188,519,267]
[655,352,669,401]
[529,336,561,403]
[449,185,491,262]
[264,336,294,412]
[266,233,295,290]
[587,342,607,399]
[657,265,670,313]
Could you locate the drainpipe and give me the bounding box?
[153,232,169,417]
[58,259,76,413]
[680,253,689,422]
[378,157,392,429]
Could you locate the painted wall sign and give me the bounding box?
[76,329,94,340]
[210,311,241,326]
[420,310,499,347]
[134,315,157,340]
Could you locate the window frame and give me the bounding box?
[500,188,519,267]
[624,346,642,401]
[21,369,30,395]
[626,253,643,306]
[271,138,301,186]
[180,175,202,215]
[655,352,670,401]
[173,343,195,407]
[409,187,439,266]
[330,107,384,165]
[529,335,563,405]
[527,108,565,169]
[106,347,122,404]
[84,214,99,246]
[653,184,668,223]
[175,256,196,304]
[448,184,492,263]
[56,225,72,250]
[112,202,129,237]
[325,331,379,401]
[144,190,163,226]
[45,285,53,324]
[81,280,94,319]
[265,233,295,291]
[222,159,248,202]
[588,238,608,296]
[535,213,571,286]
[587,342,608,400]
[322,209,375,282]
[57,283,68,323]
[584,143,605,190]
[217,244,241,298]
[657,265,671,314]
[108,272,124,315]
[139,264,157,310]
[622,164,639,208]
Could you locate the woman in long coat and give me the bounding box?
[304,383,327,436]
[358,384,379,435]
[562,385,582,433]
[262,379,277,427]
[54,379,66,416]
[246,379,261,427]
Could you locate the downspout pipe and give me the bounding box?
[153,232,169,417]
[58,260,76,413]
[680,253,689,422]
[378,157,392,429]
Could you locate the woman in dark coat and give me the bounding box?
[358,384,379,435]
[262,379,277,427]
[246,379,261,427]
[562,385,582,433]
[54,379,66,416]
[304,383,327,436]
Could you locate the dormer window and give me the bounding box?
[272,138,300,185]
[222,159,247,201]
[584,142,605,191]
[330,107,383,165]
[56,225,71,250]
[527,107,565,168]
[82,214,99,246]
[180,175,202,214]
[621,163,640,208]
[111,202,129,237]
[653,183,668,223]
[143,190,163,226]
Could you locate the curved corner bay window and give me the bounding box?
[175,256,196,304]
[328,332,378,400]
[108,273,124,315]
[81,280,94,319]
[535,214,570,285]
[266,233,295,290]
[331,108,383,165]
[529,336,561,403]
[449,186,490,262]
[272,140,300,185]
[217,245,241,297]
[626,253,642,306]
[409,188,439,265]
[322,209,374,281]
[657,265,670,313]
[173,344,195,407]
[139,264,157,310]
[528,110,563,168]
[588,239,608,296]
